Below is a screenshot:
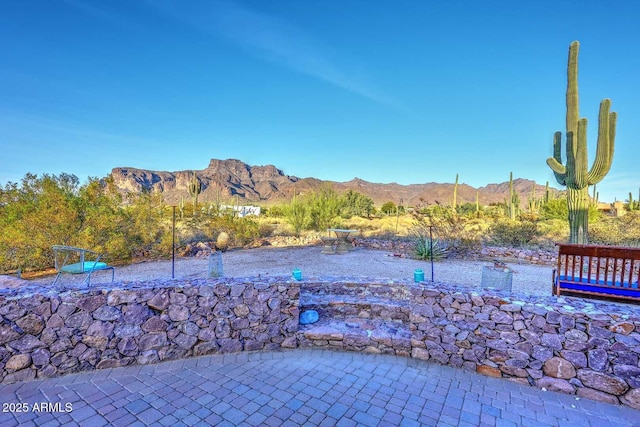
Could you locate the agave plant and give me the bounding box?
[412,226,448,261]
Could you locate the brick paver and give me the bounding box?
[1,349,640,426]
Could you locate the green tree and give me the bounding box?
[380,201,396,216]
[0,173,82,272]
[341,190,375,219]
[309,186,342,231]
[284,193,309,236]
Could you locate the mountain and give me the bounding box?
[110,158,560,207]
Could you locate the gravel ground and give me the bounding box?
[34,246,554,297]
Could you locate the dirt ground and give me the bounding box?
[31,246,553,297]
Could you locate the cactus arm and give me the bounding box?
[547,132,567,184]
[587,99,616,184]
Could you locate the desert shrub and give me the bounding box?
[457,202,482,217]
[590,213,640,247]
[488,219,542,248]
[415,206,482,255]
[536,219,570,248]
[541,197,601,223]
[199,212,261,247]
[264,204,286,218]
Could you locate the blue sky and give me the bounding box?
[1,0,639,203]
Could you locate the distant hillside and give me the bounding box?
[110,158,561,207]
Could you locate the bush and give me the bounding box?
[489,220,541,247]
[589,212,640,247]
[284,197,309,236]
[414,206,483,255]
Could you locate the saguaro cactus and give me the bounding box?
[187,172,202,216]
[506,172,520,220]
[452,173,459,213]
[546,41,617,244]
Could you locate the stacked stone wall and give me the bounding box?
[298,280,640,409]
[4,274,640,409]
[0,278,299,384]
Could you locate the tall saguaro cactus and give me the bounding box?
[546,41,617,244]
[452,173,459,213]
[506,172,520,220]
[187,172,202,217]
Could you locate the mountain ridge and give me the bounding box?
[110,158,560,206]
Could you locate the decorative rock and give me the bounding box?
[536,376,575,394]
[142,317,168,332]
[138,333,168,351]
[8,335,44,352]
[304,325,344,341]
[577,370,629,395]
[613,364,640,379]
[114,324,142,338]
[560,350,587,369]
[576,387,619,405]
[4,368,36,384]
[86,321,114,337]
[6,354,32,371]
[106,290,137,305]
[588,349,609,372]
[541,333,563,351]
[147,293,170,311]
[15,314,45,335]
[93,306,121,321]
[300,310,319,325]
[543,357,576,379]
[0,325,21,344]
[77,295,106,312]
[168,305,190,322]
[610,322,635,335]
[82,336,108,351]
[477,365,502,378]
[31,348,50,367]
[621,388,640,410]
[411,347,430,361]
[532,345,553,362]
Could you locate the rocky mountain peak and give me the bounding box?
[109,158,560,206]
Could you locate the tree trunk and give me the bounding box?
[567,187,589,244]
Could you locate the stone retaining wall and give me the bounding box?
[4,275,640,409]
[298,280,640,409]
[353,239,558,266]
[0,279,299,384]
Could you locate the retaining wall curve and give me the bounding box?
[2,277,640,410]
